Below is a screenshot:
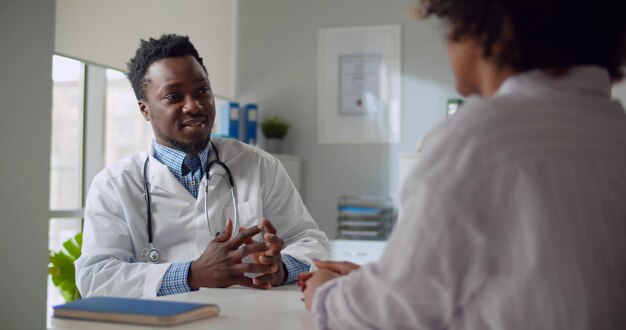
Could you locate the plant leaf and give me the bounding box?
[63,234,82,259]
[48,233,83,302]
[75,232,82,246]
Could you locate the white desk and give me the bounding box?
[48,285,315,330]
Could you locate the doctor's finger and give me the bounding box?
[258,217,277,234]
[239,226,258,245]
[230,262,276,275]
[227,225,263,248]
[213,218,233,243]
[232,241,270,259]
[258,254,282,265]
[252,272,281,287]
[263,233,284,255]
[236,235,264,264]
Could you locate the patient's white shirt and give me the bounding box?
[312,66,626,329]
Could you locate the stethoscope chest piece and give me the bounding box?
[141,243,160,264]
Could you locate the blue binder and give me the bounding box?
[219,102,240,139]
[243,103,258,145]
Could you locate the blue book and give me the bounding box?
[243,103,258,145]
[219,102,240,139]
[53,296,219,326]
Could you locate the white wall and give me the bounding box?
[55,0,235,99]
[235,0,458,237]
[0,1,55,328]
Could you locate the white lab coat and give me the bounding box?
[76,138,329,298]
[312,66,626,329]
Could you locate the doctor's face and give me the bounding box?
[139,55,215,153]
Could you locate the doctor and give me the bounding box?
[75,34,329,298]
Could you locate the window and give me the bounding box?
[50,56,84,210]
[47,55,229,321]
[104,69,153,165]
[48,56,85,318]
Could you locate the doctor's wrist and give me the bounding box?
[187,260,201,290]
[281,255,311,284]
[281,260,289,285]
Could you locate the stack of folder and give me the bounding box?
[336,195,396,240]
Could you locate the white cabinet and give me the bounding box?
[330,239,387,265]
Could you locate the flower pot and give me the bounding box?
[264,138,284,154]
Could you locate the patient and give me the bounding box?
[301,0,626,329]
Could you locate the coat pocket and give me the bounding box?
[223,197,263,229]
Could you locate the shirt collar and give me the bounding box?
[152,140,210,177]
[495,65,611,99]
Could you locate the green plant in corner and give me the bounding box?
[260,115,290,140]
[49,232,82,302]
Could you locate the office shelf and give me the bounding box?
[336,195,396,240]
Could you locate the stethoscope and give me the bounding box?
[140,140,239,263]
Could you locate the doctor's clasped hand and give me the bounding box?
[242,218,288,288]
[188,219,277,290]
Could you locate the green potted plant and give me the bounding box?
[49,233,82,302]
[260,115,290,153]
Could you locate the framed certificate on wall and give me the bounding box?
[339,54,383,116]
[318,25,401,144]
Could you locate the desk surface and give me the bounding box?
[48,285,315,330]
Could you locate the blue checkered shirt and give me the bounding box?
[153,141,310,296]
[153,142,209,199]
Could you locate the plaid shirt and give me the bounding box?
[153,142,209,199]
[152,141,309,296]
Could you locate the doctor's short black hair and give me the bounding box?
[126,34,207,100]
[417,0,626,81]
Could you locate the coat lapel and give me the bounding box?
[147,155,196,205]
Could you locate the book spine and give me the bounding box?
[219,102,240,139]
[230,105,241,141]
[243,103,258,145]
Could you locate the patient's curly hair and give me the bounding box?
[127,34,207,100]
[417,0,626,81]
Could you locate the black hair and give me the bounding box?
[418,0,626,81]
[126,34,207,100]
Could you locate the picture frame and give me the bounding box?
[318,25,401,144]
